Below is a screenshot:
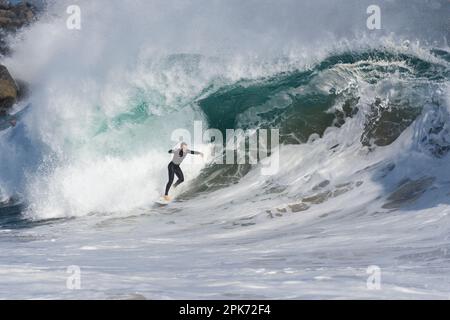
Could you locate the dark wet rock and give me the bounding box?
[0,64,18,112]
[382,177,436,209]
[0,1,35,30]
[302,191,332,205]
[332,187,352,198]
[267,201,310,216]
[0,2,37,113]
[15,78,29,100]
[332,181,363,197]
[269,180,364,216]
[288,202,310,213]
[0,1,37,55]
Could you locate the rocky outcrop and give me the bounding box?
[0,1,35,29]
[0,1,36,113]
[0,1,36,55]
[0,64,17,113]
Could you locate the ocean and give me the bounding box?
[0,0,449,299]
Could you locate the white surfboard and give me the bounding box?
[155,198,171,206]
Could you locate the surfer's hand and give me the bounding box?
[10,119,17,127]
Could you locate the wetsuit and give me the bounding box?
[165,148,201,196]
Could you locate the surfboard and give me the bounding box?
[155,197,172,206]
[0,104,31,131]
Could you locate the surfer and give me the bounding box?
[164,142,203,201]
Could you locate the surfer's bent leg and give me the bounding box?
[165,162,175,196]
[173,164,184,188]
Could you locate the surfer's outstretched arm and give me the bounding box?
[189,150,203,156]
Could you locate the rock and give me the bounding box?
[0,9,16,20]
[302,191,332,205]
[0,34,8,56]
[0,2,36,113]
[288,202,310,213]
[332,187,352,198]
[0,1,36,55]
[0,64,18,112]
[0,1,35,25]
[15,79,29,101]
[0,0,9,8]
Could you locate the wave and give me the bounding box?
[1,44,449,218]
[7,46,449,218]
[200,50,449,141]
[2,0,450,300]
[187,49,450,194]
[0,0,449,221]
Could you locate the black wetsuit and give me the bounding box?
[165,148,201,196]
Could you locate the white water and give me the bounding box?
[0,0,450,299]
[2,106,450,298]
